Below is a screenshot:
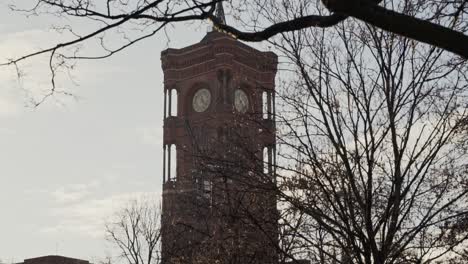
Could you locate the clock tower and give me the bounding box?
[160,5,278,263]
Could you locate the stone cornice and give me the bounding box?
[161,32,278,75]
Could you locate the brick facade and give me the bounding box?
[160,31,279,264]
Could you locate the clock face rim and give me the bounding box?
[234,89,249,113]
[192,88,212,113]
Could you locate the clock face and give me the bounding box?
[192,88,211,112]
[234,89,249,113]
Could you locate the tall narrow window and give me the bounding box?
[262,91,268,119]
[267,92,272,120]
[271,93,275,120]
[272,145,277,176]
[163,144,167,183]
[264,146,275,175]
[163,89,167,119]
[263,146,269,174]
[263,91,274,120]
[165,144,177,181]
[268,146,273,175]
[170,144,177,180]
[167,144,171,181]
[170,89,178,116]
[167,89,171,117]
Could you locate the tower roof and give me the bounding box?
[19,255,90,264]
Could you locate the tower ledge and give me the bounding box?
[161,32,277,85]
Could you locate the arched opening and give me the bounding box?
[263,146,270,175]
[263,145,275,176]
[164,144,177,182]
[170,89,178,117]
[263,91,268,119]
[262,91,274,120]
[272,145,277,177]
[163,144,167,183]
[170,144,177,181]
[163,89,168,119]
[272,93,276,119]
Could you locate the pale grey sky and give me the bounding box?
[0,1,212,262]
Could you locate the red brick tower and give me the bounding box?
[160,5,278,263]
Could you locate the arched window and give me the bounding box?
[170,89,178,117]
[263,146,269,174]
[263,145,276,176]
[163,144,177,182]
[164,88,178,118]
[163,144,167,183]
[263,91,268,119]
[170,144,177,181]
[262,91,274,120]
[163,89,167,119]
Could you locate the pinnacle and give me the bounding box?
[215,0,226,25]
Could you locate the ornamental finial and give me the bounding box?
[215,1,226,25]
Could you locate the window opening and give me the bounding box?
[263,91,268,119]
[170,89,178,116]
[263,147,269,174]
[163,145,167,183]
[170,144,177,181]
[263,146,275,175]
[163,89,167,119]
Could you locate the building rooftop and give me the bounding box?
[16,255,90,264]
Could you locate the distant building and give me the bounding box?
[16,255,90,264]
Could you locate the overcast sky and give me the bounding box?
[0,1,217,262]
